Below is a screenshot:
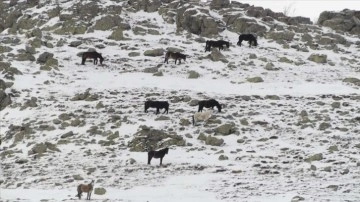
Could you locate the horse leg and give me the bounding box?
[238,40,242,47]
[148,155,152,164]
[81,57,86,65]
[198,105,203,112]
[179,59,181,64]
[174,59,177,65]
[160,157,163,166]
[156,108,159,114]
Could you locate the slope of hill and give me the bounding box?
[1,0,360,201]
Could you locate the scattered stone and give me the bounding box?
[305,153,323,162]
[94,187,106,195]
[247,77,263,83]
[308,54,327,63]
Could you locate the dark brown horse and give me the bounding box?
[198,99,221,112]
[145,100,169,114]
[81,51,104,65]
[237,34,258,47]
[164,51,186,65]
[148,147,169,166]
[205,40,230,52]
[76,180,94,200]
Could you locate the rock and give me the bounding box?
[266,31,295,41]
[69,40,82,47]
[215,123,235,135]
[126,158,136,165]
[128,127,185,152]
[279,57,292,63]
[143,67,159,73]
[176,6,225,37]
[331,102,341,109]
[210,0,230,10]
[319,122,331,130]
[94,187,106,195]
[179,118,191,126]
[343,77,360,86]
[155,116,170,121]
[73,175,84,181]
[37,52,54,64]
[305,153,323,162]
[15,159,28,164]
[249,53,257,59]
[188,70,200,79]
[208,49,228,63]
[226,17,266,36]
[0,90,12,111]
[265,95,280,100]
[318,9,360,35]
[308,54,327,64]
[205,135,224,146]
[93,15,123,31]
[291,196,305,202]
[328,145,338,152]
[153,71,163,76]
[247,77,263,83]
[108,27,128,41]
[128,0,162,12]
[0,79,6,90]
[128,52,140,57]
[218,154,229,160]
[61,131,74,139]
[144,48,164,57]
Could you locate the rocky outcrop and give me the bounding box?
[0,90,12,111]
[318,9,360,35]
[176,5,225,37]
[128,126,185,152]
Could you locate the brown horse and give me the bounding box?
[76,180,94,200]
[81,51,104,65]
[148,147,169,166]
[164,51,186,65]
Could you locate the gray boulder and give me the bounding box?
[144,48,164,57]
[210,0,230,10]
[318,9,360,35]
[93,15,123,31]
[0,90,12,111]
[215,123,236,135]
[128,126,185,152]
[308,54,327,64]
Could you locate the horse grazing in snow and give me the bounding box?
[144,100,169,114]
[193,110,213,126]
[205,40,230,52]
[148,147,169,166]
[237,34,258,47]
[76,180,94,200]
[164,51,187,65]
[81,51,104,65]
[198,99,222,112]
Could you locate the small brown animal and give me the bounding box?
[164,51,186,65]
[76,180,94,200]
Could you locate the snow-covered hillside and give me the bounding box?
[1,0,360,201]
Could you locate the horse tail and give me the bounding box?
[192,115,195,126]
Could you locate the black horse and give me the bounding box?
[198,99,221,112]
[164,51,186,65]
[237,34,258,47]
[81,51,104,65]
[148,147,169,166]
[205,40,230,52]
[144,101,169,114]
